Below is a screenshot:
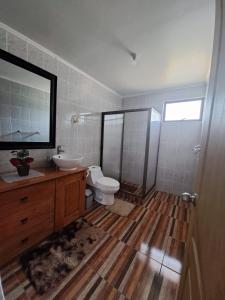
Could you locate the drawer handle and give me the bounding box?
[20,197,28,203]
[21,237,29,244]
[20,217,28,225]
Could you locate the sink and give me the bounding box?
[53,154,83,171]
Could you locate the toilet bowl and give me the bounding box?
[86,166,120,205]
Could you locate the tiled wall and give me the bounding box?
[123,84,206,194]
[0,77,50,142]
[123,83,206,113]
[0,24,122,173]
[157,121,201,194]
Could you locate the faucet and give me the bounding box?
[57,145,65,155]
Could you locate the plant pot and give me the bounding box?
[17,164,30,176]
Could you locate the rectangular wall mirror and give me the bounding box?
[0,49,57,150]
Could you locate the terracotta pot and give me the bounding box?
[17,164,30,176]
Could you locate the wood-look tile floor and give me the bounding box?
[0,191,190,300]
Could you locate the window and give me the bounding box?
[164,99,203,121]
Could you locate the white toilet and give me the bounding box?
[87,166,120,205]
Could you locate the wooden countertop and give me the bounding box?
[0,166,87,193]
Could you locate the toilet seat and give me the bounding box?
[96,177,119,189]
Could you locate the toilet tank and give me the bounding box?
[87,166,104,186]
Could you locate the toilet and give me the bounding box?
[86,166,120,205]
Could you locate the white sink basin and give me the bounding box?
[53,154,83,171]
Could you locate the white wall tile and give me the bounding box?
[7,32,27,60]
[156,121,201,194]
[43,53,57,74]
[28,44,43,67]
[0,28,6,50]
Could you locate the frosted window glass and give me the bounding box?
[164,100,202,121]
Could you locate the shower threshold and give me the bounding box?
[120,181,143,196]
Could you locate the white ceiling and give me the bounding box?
[0,0,215,96]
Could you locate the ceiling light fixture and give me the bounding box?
[129,51,137,65]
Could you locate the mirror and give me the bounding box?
[0,49,57,150]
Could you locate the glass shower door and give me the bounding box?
[102,114,123,180]
[121,110,148,196]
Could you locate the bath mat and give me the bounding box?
[20,219,105,295]
[106,198,135,216]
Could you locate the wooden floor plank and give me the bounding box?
[163,237,185,273]
[157,266,180,300]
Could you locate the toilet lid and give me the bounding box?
[96,177,119,188]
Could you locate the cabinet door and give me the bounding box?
[55,172,86,230]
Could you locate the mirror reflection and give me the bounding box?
[0,58,51,143]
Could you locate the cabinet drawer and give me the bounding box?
[0,180,55,218]
[0,217,53,266]
[0,207,54,241]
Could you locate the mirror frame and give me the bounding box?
[0,48,57,150]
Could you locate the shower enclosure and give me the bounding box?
[100,108,161,199]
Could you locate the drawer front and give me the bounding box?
[0,180,55,265]
[0,205,54,241]
[0,180,55,218]
[0,217,53,266]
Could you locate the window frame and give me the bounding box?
[163,98,204,122]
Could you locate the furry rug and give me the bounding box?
[20,219,105,295]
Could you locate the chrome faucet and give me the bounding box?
[57,145,65,155]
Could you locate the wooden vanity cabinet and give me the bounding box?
[55,171,86,230]
[0,168,86,266]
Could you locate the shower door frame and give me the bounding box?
[100,108,161,199]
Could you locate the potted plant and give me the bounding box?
[10,149,34,176]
